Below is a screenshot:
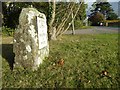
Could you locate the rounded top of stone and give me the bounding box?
[19,8,46,26]
[22,8,45,17]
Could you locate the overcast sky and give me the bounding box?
[85,0,119,2]
[86,0,119,16]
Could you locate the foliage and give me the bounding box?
[54,2,87,26]
[2,2,49,29]
[107,12,118,20]
[76,2,87,21]
[2,26,14,36]
[2,2,86,30]
[90,2,118,20]
[2,2,87,40]
[32,2,49,25]
[89,12,105,26]
[48,2,85,40]
[53,2,87,38]
[2,2,33,28]
[2,34,119,88]
[74,20,83,29]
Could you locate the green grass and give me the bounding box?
[2,34,119,88]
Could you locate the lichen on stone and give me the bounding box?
[13,8,49,71]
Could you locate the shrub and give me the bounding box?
[75,20,83,29]
[89,12,105,26]
[107,13,118,20]
[2,26,14,36]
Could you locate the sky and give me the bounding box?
[85,0,119,2]
[86,1,119,16]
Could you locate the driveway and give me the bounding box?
[64,26,119,34]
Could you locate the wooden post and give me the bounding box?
[106,22,108,27]
[72,11,75,35]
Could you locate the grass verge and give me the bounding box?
[2,34,119,88]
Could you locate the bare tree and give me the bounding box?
[60,2,83,36]
[48,0,83,40]
[48,0,56,40]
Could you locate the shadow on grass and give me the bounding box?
[1,44,15,70]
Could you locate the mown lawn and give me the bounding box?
[2,34,119,88]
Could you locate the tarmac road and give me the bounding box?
[64,26,119,34]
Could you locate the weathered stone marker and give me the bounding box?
[13,8,49,70]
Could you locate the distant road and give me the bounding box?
[64,26,119,34]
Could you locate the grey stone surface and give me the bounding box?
[13,8,49,70]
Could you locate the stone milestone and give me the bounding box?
[13,8,49,70]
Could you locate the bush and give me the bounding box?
[89,12,105,26]
[75,20,83,29]
[107,13,118,20]
[2,26,14,36]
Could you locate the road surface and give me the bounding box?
[64,26,119,34]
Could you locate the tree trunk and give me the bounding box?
[50,27,57,40]
[59,2,83,36]
[59,2,83,35]
[48,0,56,40]
[56,3,75,37]
[71,11,75,35]
[48,1,83,40]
